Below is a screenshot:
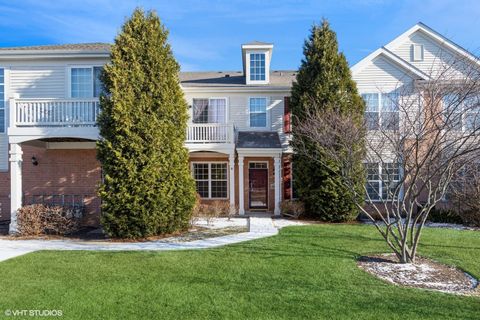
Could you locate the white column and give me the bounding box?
[9,143,23,234]
[274,155,281,216]
[228,154,235,209]
[238,155,245,215]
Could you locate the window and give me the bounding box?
[192,98,226,123]
[361,92,399,130]
[412,44,424,62]
[71,66,103,98]
[0,68,4,133]
[443,94,480,132]
[250,53,266,81]
[365,162,401,201]
[192,162,228,199]
[249,162,267,169]
[249,97,267,127]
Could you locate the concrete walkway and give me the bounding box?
[0,217,305,262]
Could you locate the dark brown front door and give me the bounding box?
[249,168,268,209]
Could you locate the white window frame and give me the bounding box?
[191,97,228,124]
[68,65,103,99]
[248,96,269,129]
[362,92,399,131]
[246,50,270,85]
[412,44,424,62]
[0,67,6,134]
[191,161,229,199]
[365,162,402,202]
[442,94,480,132]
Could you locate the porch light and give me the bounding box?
[31,156,38,166]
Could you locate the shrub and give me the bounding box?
[280,200,305,219]
[97,8,196,238]
[457,210,480,227]
[17,204,80,236]
[191,197,237,225]
[427,207,463,224]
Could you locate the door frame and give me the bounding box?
[248,161,269,210]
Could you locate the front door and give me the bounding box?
[249,164,268,209]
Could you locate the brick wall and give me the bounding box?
[0,145,102,226]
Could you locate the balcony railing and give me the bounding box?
[11,98,100,127]
[186,123,234,144]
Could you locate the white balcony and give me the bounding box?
[8,98,100,143]
[185,123,235,153]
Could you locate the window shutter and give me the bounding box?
[283,157,291,200]
[284,96,291,133]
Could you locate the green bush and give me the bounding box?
[427,207,463,224]
[290,20,365,222]
[97,8,196,239]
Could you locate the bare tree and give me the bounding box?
[447,164,480,227]
[294,54,480,263]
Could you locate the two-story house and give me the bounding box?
[0,41,296,233]
[1,22,476,234]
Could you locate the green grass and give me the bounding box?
[0,224,478,319]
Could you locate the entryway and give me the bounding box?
[248,162,268,209]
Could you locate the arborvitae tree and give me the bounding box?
[97,8,196,238]
[291,19,365,221]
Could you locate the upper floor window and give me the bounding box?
[249,97,267,127]
[250,53,266,81]
[70,67,103,98]
[362,92,399,131]
[443,93,480,132]
[192,98,226,123]
[0,68,4,133]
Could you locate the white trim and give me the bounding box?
[248,160,269,169]
[236,148,282,157]
[351,47,430,80]
[245,50,270,85]
[191,161,229,200]
[247,96,269,129]
[67,65,103,98]
[384,22,480,67]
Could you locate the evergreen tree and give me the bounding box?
[97,8,196,238]
[291,19,365,221]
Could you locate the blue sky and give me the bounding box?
[0,0,478,71]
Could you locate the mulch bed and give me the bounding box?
[358,254,478,295]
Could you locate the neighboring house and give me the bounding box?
[0,22,475,233]
[351,22,480,205]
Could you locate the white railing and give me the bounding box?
[11,98,100,127]
[186,123,234,144]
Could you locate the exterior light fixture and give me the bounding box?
[31,156,38,166]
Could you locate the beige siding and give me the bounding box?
[10,66,65,98]
[388,31,470,79]
[183,91,289,150]
[353,56,415,93]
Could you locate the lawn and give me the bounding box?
[0,224,478,319]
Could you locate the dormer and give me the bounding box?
[241,41,273,85]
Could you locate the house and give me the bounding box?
[0,22,476,233]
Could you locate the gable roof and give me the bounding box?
[351,47,430,80]
[384,22,479,65]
